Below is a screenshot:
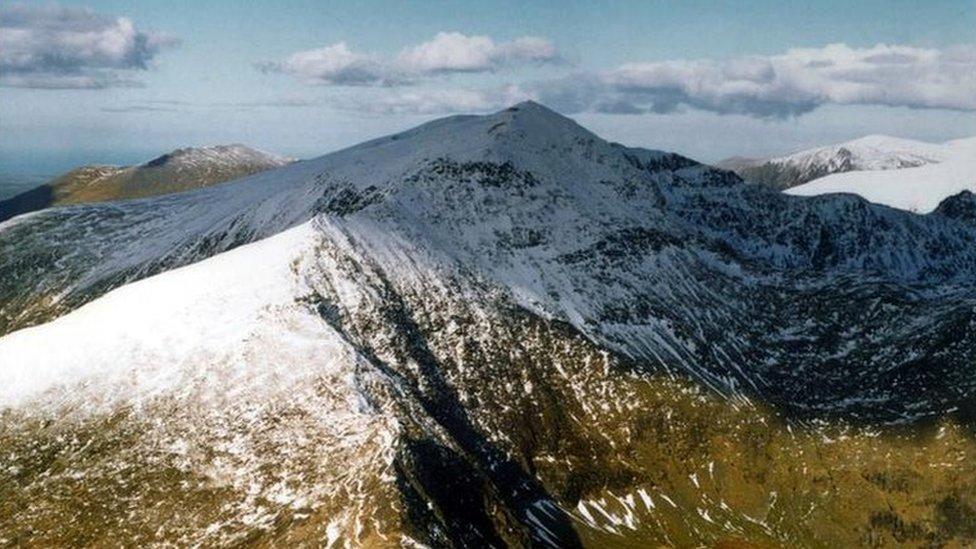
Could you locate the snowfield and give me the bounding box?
[787,137,976,212]
[0,222,319,409]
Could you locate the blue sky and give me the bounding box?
[1,0,974,174]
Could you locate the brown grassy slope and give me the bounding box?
[0,146,291,223]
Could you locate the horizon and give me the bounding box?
[0,99,973,177]
[2,0,974,174]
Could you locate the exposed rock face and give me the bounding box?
[935,191,976,224]
[2,102,976,546]
[0,144,293,222]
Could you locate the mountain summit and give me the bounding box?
[1,103,975,546]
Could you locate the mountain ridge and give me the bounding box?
[719,134,946,190]
[0,144,293,223]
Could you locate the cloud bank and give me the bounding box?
[588,43,976,118]
[259,32,561,85]
[395,32,559,74]
[277,41,974,119]
[256,42,394,86]
[0,3,178,89]
[338,86,529,115]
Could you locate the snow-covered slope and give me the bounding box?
[148,143,293,170]
[772,135,944,172]
[725,134,947,190]
[786,137,976,212]
[2,102,976,547]
[0,221,318,408]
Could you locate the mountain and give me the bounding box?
[0,144,293,223]
[787,137,976,212]
[720,135,946,190]
[1,102,975,547]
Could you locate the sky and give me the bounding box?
[1,0,974,174]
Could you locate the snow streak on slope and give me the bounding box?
[787,137,976,212]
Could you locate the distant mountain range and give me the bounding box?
[786,137,976,212]
[717,135,946,190]
[1,103,975,547]
[0,144,292,222]
[719,134,976,213]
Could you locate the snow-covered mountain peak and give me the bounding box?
[787,136,976,212]
[499,100,593,135]
[771,134,944,172]
[293,100,693,198]
[143,144,294,170]
[379,100,594,151]
[3,101,976,411]
[722,134,949,190]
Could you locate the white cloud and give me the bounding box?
[395,32,559,74]
[593,43,976,117]
[261,32,561,86]
[337,85,530,115]
[0,3,178,89]
[256,42,399,86]
[271,41,973,119]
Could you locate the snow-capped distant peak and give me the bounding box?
[726,134,948,190]
[786,136,976,213]
[143,144,294,169]
[769,134,944,173]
